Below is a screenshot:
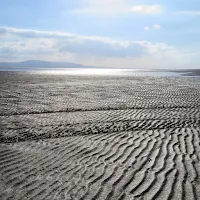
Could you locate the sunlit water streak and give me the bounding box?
[31,68,181,77]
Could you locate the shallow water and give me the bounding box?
[2,66,200,77]
[3,68,183,77]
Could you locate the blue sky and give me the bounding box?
[1,0,200,68]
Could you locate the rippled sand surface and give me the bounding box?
[0,72,200,200]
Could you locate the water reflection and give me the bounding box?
[34,68,181,77]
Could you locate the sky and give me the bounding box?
[0,0,200,68]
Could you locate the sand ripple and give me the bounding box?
[0,73,200,199]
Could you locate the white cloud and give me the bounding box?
[0,27,192,69]
[144,25,160,31]
[0,27,75,38]
[72,0,130,14]
[153,24,161,29]
[131,5,162,14]
[71,0,162,15]
[0,27,173,58]
[175,10,200,15]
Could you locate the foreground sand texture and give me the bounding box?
[1,72,200,200]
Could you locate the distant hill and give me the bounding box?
[0,60,93,70]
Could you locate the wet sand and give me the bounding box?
[0,72,200,200]
[170,69,200,77]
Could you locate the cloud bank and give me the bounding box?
[0,27,192,68]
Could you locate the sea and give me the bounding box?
[0,68,192,77]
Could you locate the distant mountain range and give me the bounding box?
[0,60,94,70]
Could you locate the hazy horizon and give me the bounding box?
[0,60,200,72]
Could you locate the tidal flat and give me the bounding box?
[0,71,200,200]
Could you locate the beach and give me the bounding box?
[0,72,200,200]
